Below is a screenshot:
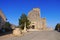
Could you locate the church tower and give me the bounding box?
[28,8,42,29]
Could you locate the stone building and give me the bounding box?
[28,8,46,30]
[0,10,16,32]
[0,10,6,29]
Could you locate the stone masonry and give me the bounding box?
[28,8,46,30]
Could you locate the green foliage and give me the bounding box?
[55,23,60,30]
[19,13,27,25]
[19,13,30,30]
[5,22,11,28]
[2,22,12,32]
[26,20,31,29]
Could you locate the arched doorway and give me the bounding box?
[31,25,35,29]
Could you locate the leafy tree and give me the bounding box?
[5,22,11,27]
[19,13,30,30]
[55,23,60,30]
[2,22,12,32]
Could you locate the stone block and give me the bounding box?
[13,28,22,36]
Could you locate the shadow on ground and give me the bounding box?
[0,31,12,36]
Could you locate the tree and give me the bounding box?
[19,13,30,30]
[5,22,11,27]
[2,22,12,32]
[55,23,60,31]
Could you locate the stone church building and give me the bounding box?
[28,8,46,30]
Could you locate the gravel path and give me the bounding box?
[0,31,60,40]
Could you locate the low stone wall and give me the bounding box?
[13,28,22,36]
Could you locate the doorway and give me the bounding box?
[32,25,35,29]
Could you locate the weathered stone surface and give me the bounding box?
[28,8,46,30]
[41,18,46,30]
[0,10,6,22]
[11,24,16,29]
[13,28,22,36]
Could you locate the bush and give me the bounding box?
[55,23,60,31]
[2,22,13,32]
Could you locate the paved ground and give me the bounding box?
[0,31,60,40]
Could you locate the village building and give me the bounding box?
[0,10,15,30]
[0,10,6,29]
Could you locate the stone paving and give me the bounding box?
[0,31,60,40]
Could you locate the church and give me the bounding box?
[0,8,47,31]
[28,8,46,30]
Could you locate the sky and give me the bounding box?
[0,0,60,28]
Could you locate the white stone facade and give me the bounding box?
[28,8,46,30]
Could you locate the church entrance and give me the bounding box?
[31,25,35,29]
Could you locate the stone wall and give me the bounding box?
[41,18,46,30]
[0,10,6,22]
[0,10,6,29]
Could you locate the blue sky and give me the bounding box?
[0,0,60,28]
